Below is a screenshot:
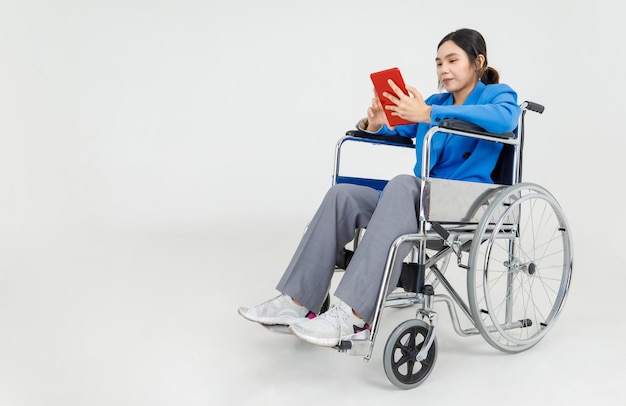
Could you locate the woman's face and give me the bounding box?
[436,40,482,99]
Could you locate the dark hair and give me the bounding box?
[438,28,500,85]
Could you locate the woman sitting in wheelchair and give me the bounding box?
[238,28,521,348]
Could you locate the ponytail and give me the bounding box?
[481,66,500,85]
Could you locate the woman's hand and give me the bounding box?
[383,80,432,124]
[364,90,389,131]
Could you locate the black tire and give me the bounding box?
[383,319,437,389]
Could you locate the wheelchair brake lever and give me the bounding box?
[431,222,450,239]
[450,238,470,270]
[432,222,469,270]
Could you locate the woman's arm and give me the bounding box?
[430,84,521,133]
[356,118,418,138]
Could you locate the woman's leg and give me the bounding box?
[334,174,422,324]
[276,183,380,313]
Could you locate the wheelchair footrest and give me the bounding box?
[335,339,370,356]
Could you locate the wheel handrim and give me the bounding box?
[469,183,573,352]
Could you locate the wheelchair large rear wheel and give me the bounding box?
[383,319,437,389]
[467,183,572,353]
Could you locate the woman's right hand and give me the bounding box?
[364,90,390,131]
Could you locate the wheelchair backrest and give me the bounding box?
[490,142,516,185]
[491,101,544,185]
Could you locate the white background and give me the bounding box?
[2,0,622,236]
[0,0,624,405]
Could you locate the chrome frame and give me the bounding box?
[331,104,538,361]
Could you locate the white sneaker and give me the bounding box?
[289,302,370,347]
[238,294,310,326]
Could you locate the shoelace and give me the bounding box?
[325,303,369,343]
[324,303,350,343]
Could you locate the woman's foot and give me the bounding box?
[289,301,370,347]
[238,294,313,326]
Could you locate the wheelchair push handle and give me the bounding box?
[522,101,545,114]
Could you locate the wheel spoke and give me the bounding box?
[405,360,416,380]
[393,352,410,370]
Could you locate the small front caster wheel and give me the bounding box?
[383,319,437,389]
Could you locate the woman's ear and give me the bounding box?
[475,54,486,73]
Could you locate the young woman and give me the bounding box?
[238,28,522,347]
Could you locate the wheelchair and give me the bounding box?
[331,101,573,389]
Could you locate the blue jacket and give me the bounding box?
[372,82,521,183]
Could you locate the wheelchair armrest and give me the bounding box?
[345,130,415,147]
[438,119,515,139]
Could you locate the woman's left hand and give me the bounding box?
[382,80,432,124]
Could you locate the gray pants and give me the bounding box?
[276,174,421,324]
